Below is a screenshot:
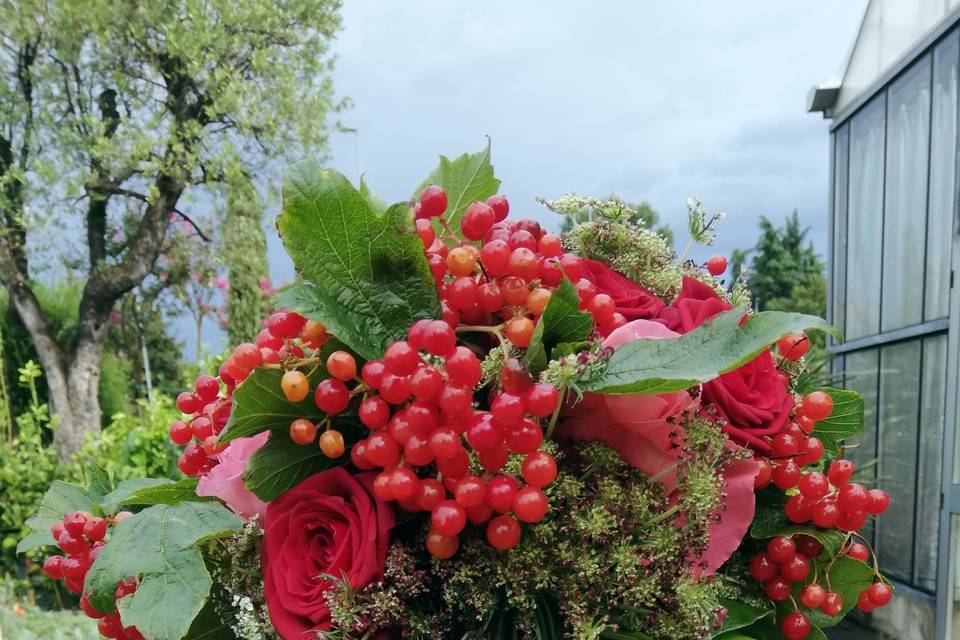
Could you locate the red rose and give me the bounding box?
[582,259,666,320]
[657,276,732,333]
[261,468,395,638]
[659,276,793,452]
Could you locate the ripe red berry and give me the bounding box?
[795,535,824,558]
[766,536,796,564]
[82,517,108,542]
[445,346,482,387]
[429,427,462,459]
[777,333,810,360]
[233,343,263,371]
[827,459,855,487]
[416,478,446,511]
[384,340,420,376]
[365,432,400,467]
[168,420,193,445]
[764,577,792,601]
[314,379,349,414]
[447,276,480,310]
[513,487,548,523]
[431,500,467,536]
[867,582,892,606]
[358,396,390,429]
[504,316,535,348]
[478,442,510,472]
[481,239,511,276]
[857,589,876,613]
[706,255,727,276]
[326,351,357,381]
[525,383,559,417]
[454,475,486,508]
[486,194,509,221]
[486,475,520,513]
[780,611,811,640]
[387,467,419,501]
[772,460,801,489]
[438,384,472,416]
[820,591,843,616]
[780,554,810,583]
[361,360,386,389]
[785,494,812,523]
[461,202,496,240]
[798,471,830,500]
[436,448,470,479]
[796,436,824,466]
[508,247,539,281]
[866,488,890,515]
[587,293,615,323]
[811,500,841,528]
[176,391,202,414]
[194,375,220,402]
[289,418,318,445]
[422,320,457,357]
[800,583,827,608]
[521,451,557,488]
[62,512,88,538]
[505,419,543,454]
[754,458,772,488]
[491,392,526,427]
[771,432,800,458]
[42,555,64,580]
[838,483,870,513]
[486,514,522,550]
[466,413,504,452]
[748,553,778,582]
[419,185,447,218]
[379,374,412,405]
[802,391,833,421]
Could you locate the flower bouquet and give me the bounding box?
[21,145,892,640]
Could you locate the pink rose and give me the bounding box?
[196,431,269,519]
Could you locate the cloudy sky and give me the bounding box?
[186,1,869,356]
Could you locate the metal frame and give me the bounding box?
[826,9,960,637]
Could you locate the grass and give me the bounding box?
[0,601,99,640]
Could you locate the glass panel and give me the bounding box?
[882,56,931,332]
[877,340,921,582]
[927,31,958,321]
[832,126,849,336]
[846,98,886,340]
[916,334,947,590]
[845,349,879,545]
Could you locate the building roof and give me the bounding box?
[808,0,960,118]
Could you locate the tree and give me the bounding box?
[0,0,342,458]
[559,197,674,246]
[223,172,270,345]
[734,211,824,312]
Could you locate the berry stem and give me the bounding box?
[641,503,679,528]
[543,385,566,440]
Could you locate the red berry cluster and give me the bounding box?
[753,390,833,493]
[748,534,892,639]
[169,310,324,475]
[42,511,142,639]
[783,458,890,530]
[415,187,626,338]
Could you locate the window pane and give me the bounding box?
[846,98,885,339]
[916,334,947,590]
[845,349,879,545]
[832,126,849,336]
[927,32,958,320]
[882,57,931,332]
[877,340,921,582]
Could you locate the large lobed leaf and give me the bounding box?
[523,277,594,373]
[585,307,835,394]
[277,162,441,361]
[413,143,501,235]
[17,481,102,553]
[84,501,242,640]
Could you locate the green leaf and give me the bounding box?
[17,481,102,553]
[414,143,501,235]
[359,176,387,213]
[115,478,212,507]
[99,479,170,514]
[811,388,864,452]
[776,555,874,629]
[749,503,847,558]
[85,502,242,640]
[532,592,563,640]
[87,465,114,497]
[523,278,594,373]
[277,162,440,360]
[243,423,361,501]
[220,366,327,442]
[184,601,234,640]
[585,308,835,394]
[717,599,774,634]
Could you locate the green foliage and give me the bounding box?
[84,502,242,640]
[242,424,360,501]
[276,162,441,360]
[220,365,330,442]
[224,172,270,344]
[413,144,501,235]
[523,277,594,373]
[67,396,183,483]
[585,308,833,394]
[810,388,864,453]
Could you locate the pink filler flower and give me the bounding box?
[196,431,270,520]
[558,319,760,575]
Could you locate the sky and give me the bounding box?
[183,0,869,357]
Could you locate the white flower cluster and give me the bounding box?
[230,593,268,640]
